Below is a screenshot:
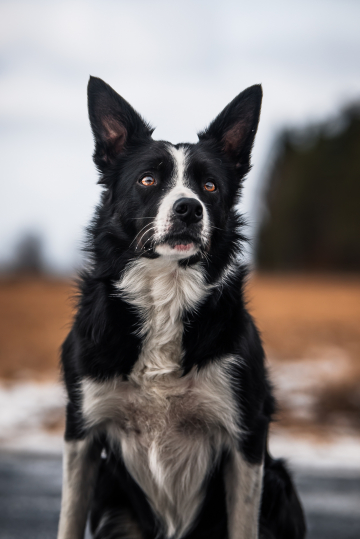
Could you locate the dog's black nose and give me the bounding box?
[173,198,203,225]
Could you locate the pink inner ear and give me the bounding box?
[102,116,127,154]
[222,122,246,156]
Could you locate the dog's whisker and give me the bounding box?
[136,227,156,250]
[130,223,155,248]
[139,237,155,251]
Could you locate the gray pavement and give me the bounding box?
[0,451,359,538]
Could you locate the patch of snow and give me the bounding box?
[270,348,353,420]
[0,381,65,453]
[270,430,360,471]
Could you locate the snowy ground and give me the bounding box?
[0,374,359,538]
[0,380,65,454]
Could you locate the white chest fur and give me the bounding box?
[82,258,241,538]
[116,257,209,381]
[82,360,240,538]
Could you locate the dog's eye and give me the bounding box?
[204,181,216,192]
[140,176,156,186]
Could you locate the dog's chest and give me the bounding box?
[82,361,239,538]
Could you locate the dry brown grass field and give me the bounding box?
[247,274,360,435]
[0,273,359,434]
[0,277,74,380]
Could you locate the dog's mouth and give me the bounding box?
[154,232,203,258]
[132,224,205,258]
[171,242,194,253]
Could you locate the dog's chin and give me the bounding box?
[155,241,200,259]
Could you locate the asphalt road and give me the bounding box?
[0,452,359,539]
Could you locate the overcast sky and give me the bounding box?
[1,0,359,271]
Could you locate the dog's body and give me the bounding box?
[58,78,306,539]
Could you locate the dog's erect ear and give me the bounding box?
[87,76,153,171]
[198,85,262,177]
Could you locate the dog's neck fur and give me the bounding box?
[116,257,209,384]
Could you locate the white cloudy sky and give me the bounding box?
[1,0,359,271]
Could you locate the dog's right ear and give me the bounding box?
[87,76,153,174]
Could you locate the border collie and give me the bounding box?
[57,77,306,539]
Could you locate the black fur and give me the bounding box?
[60,77,306,539]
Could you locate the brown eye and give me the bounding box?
[204,181,216,192]
[140,176,156,186]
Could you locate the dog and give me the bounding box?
[57,77,306,539]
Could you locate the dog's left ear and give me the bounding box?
[198,85,262,178]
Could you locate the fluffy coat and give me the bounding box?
[58,77,306,539]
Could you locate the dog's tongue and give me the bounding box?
[174,243,193,252]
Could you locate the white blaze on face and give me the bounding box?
[154,145,210,258]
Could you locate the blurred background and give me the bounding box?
[0,1,359,538]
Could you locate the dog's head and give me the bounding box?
[87,77,262,272]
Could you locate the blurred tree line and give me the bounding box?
[256,104,360,271]
[0,233,46,276]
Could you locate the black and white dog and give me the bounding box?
[58,77,306,539]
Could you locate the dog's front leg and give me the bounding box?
[57,438,100,539]
[225,449,263,539]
